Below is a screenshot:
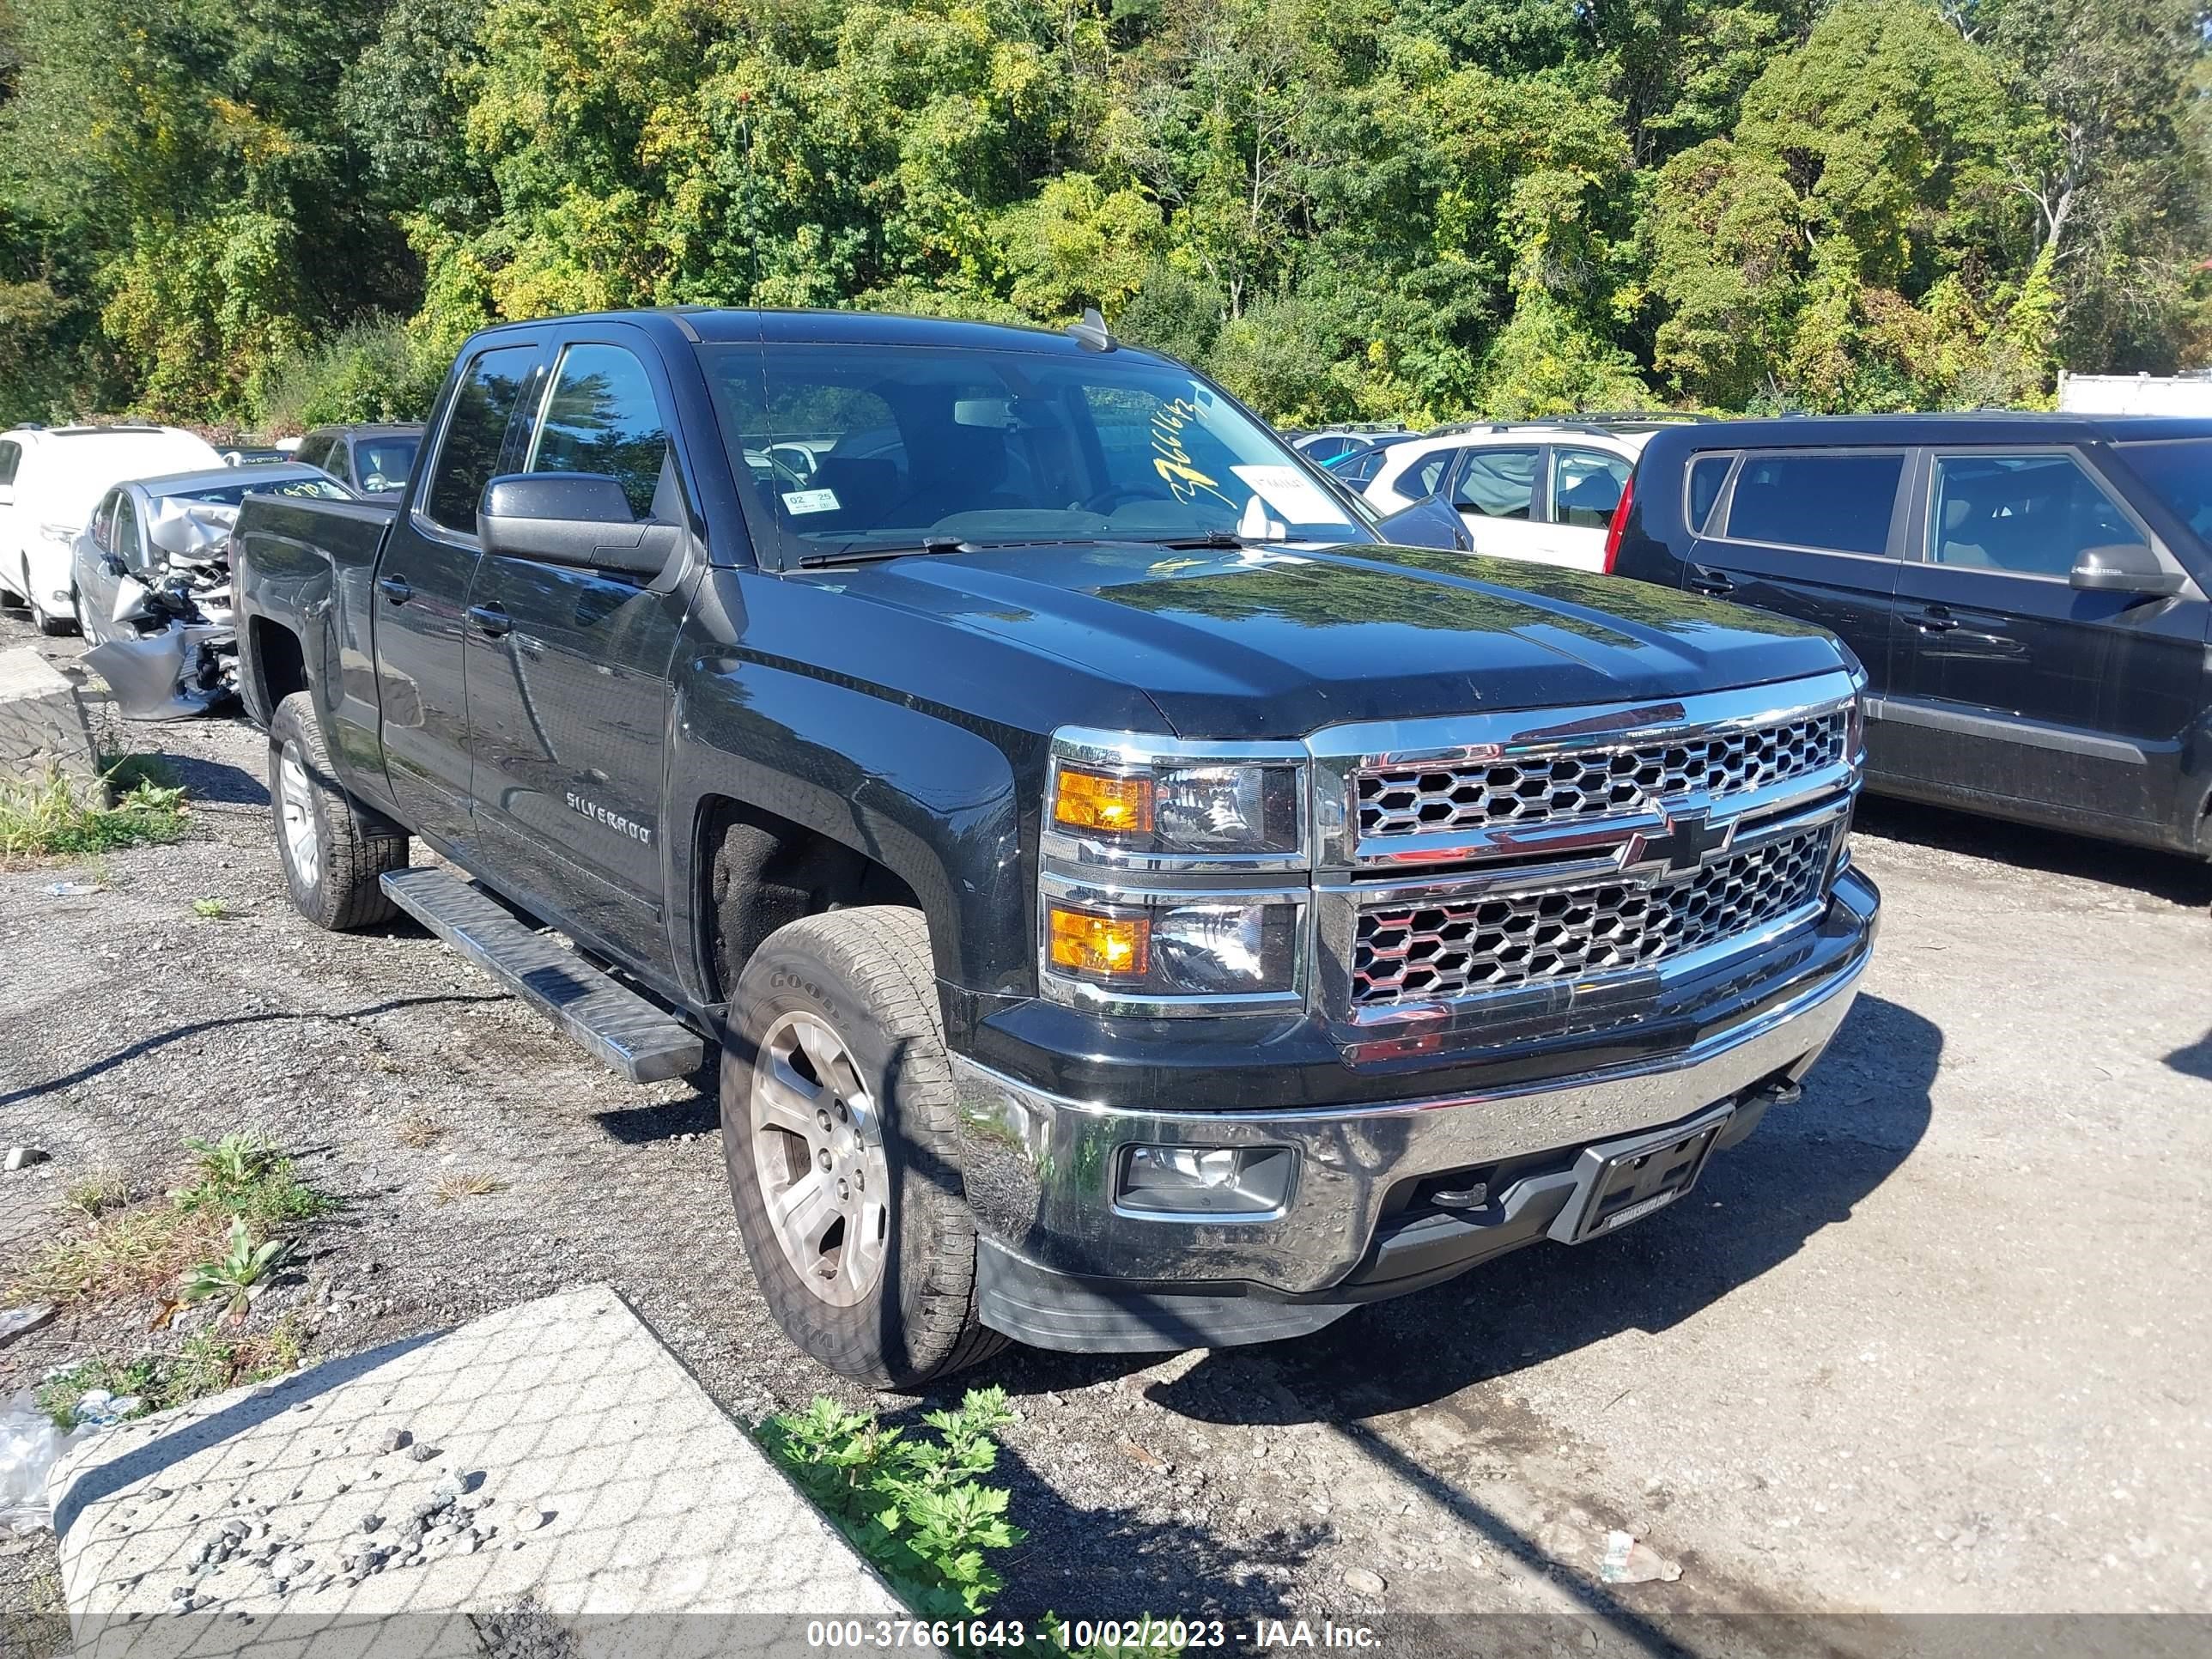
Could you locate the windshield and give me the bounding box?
[700,341,1378,562]
[354,437,419,491]
[170,475,352,507]
[2115,439,2212,542]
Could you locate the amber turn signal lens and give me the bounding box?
[1053,767,1154,835]
[1048,904,1150,980]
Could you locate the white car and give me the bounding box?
[0,423,222,634]
[1362,423,1650,573]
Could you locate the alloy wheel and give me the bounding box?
[278,741,319,886]
[750,1009,891,1308]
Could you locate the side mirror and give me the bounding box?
[2070,542,2183,598]
[478,473,677,577]
[1375,495,1474,552]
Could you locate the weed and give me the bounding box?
[13,1135,331,1308]
[64,1167,137,1218]
[176,1134,335,1230]
[431,1170,505,1204]
[184,1132,273,1187]
[0,766,186,867]
[34,1318,305,1431]
[189,896,234,920]
[103,753,179,793]
[760,1388,1024,1619]
[179,1217,294,1322]
[394,1114,447,1149]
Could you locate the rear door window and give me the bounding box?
[1686,453,1735,534]
[1550,448,1629,529]
[424,346,540,534]
[1723,453,1904,556]
[0,441,20,490]
[295,434,335,475]
[1404,447,1461,499]
[1451,447,1540,519]
[91,489,118,552]
[1927,452,2148,579]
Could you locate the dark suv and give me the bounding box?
[1609,416,2212,858]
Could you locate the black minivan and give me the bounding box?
[1608,415,2212,858]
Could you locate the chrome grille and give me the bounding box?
[1352,823,1836,1006]
[1355,709,1850,839]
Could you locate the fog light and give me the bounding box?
[1117,1144,1295,1218]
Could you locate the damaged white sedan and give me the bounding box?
[73,464,356,720]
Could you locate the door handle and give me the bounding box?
[1687,565,1735,597]
[1915,604,1960,634]
[376,574,411,605]
[467,603,512,639]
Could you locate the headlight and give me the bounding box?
[1051,760,1303,854]
[1041,728,1310,1012]
[1046,735,1306,862]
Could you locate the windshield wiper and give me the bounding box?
[799,535,1126,569]
[1142,529,1272,550]
[799,535,975,569]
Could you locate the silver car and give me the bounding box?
[73,463,354,719]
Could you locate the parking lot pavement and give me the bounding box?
[2,605,2209,1640]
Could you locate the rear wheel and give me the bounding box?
[721,906,1005,1387]
[267,691,408,930]
[24,559,71,636]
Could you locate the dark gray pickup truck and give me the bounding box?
[233,307,1880,1384]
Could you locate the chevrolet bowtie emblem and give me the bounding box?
[1644,808,1730,872]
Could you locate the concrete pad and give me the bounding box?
[0,647,100,797]
[51,1285,916,1657]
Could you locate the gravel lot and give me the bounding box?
[3,607,2209,1650]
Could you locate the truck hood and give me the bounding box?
[824,542,1851,738]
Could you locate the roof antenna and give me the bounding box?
[1068,307,1117,352]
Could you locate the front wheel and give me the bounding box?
[721,906,1005,1387]
[267,691,409,930]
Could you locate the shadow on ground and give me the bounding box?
[161,750,267,807]
[950,994,1938,1640]
[2166,1029,2212,1084]
[1854,795,2212,906]
[0,993,507,1109]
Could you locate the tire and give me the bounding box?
[267,690,409,930]
[25,559,72,636]
[721,906,1006,1387]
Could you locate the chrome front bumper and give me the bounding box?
[952,870,1875,1300]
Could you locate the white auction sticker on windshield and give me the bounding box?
[781,488,841,515]
[1232,465,1351,526]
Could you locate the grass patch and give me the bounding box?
[64,1166,137,1218]
[394,1114,447,1148]
[175,1133,337,1231]
[10,1133,333,1308]
[431,1170,504,1204]
[0,765,186,867]
[761,1389,1024,1619]
[189,896,234,920]
[760,1391,1183,1653]
[10,1203,227,1305]
[33,1318,306,1431]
